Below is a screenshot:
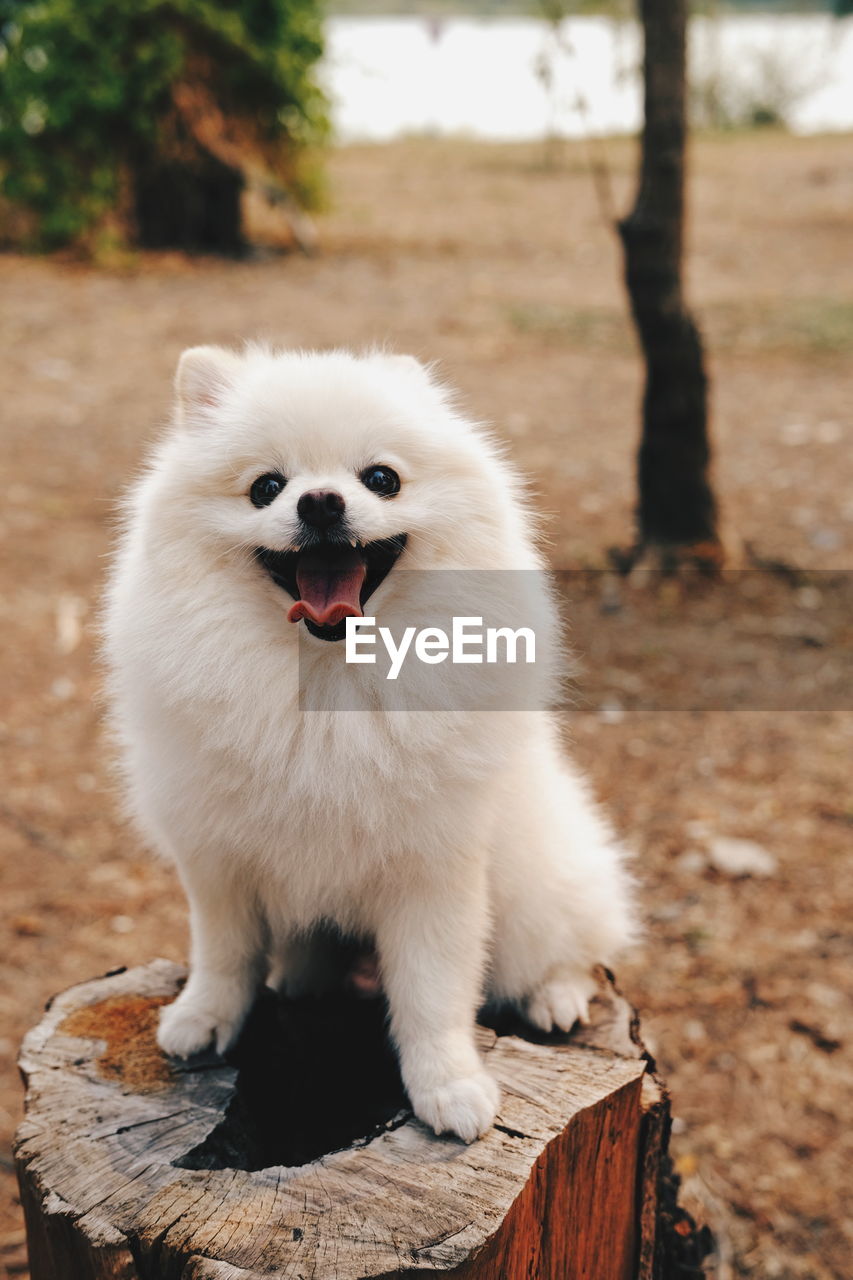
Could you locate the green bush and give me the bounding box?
[0,0,328,250]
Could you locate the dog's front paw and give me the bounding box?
[157,991,247,1058]
[411,1069,500,1143]
[526,970,598,1033]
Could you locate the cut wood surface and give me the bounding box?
[15,960,669,1280]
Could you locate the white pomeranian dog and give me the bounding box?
[103,346,637,1143]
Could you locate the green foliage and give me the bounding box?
[0,0,328,249]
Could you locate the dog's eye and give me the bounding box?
[360,465,401,497]
[250,473,287,508]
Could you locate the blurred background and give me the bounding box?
[1,2,851,1277]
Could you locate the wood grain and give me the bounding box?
[16,960,664,1279]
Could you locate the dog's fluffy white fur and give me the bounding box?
[103,346,637,1142]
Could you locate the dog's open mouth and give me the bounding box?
[256,535,407,642]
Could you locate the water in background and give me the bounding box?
[322,14,853,141]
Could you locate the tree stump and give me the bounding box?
[15,960,681,1279]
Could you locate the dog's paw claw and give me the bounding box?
[412,1070,500,1143]
[526,972,597,1033]
[157,997,241,1058]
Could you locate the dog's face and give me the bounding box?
[156,346,507,642]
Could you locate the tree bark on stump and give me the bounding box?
[618,0,720,565]
[15,960,689,1279]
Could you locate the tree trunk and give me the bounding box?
[14,960,705,1279]
[618,0,720,561]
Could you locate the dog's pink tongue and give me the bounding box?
[288,546,367,627]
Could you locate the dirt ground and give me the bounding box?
[1,132,851,1278]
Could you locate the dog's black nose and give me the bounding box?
[297,489,346,531]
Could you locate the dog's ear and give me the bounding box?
[371,352,436,385]
[383,354,428,376]
[175,346,241,418]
